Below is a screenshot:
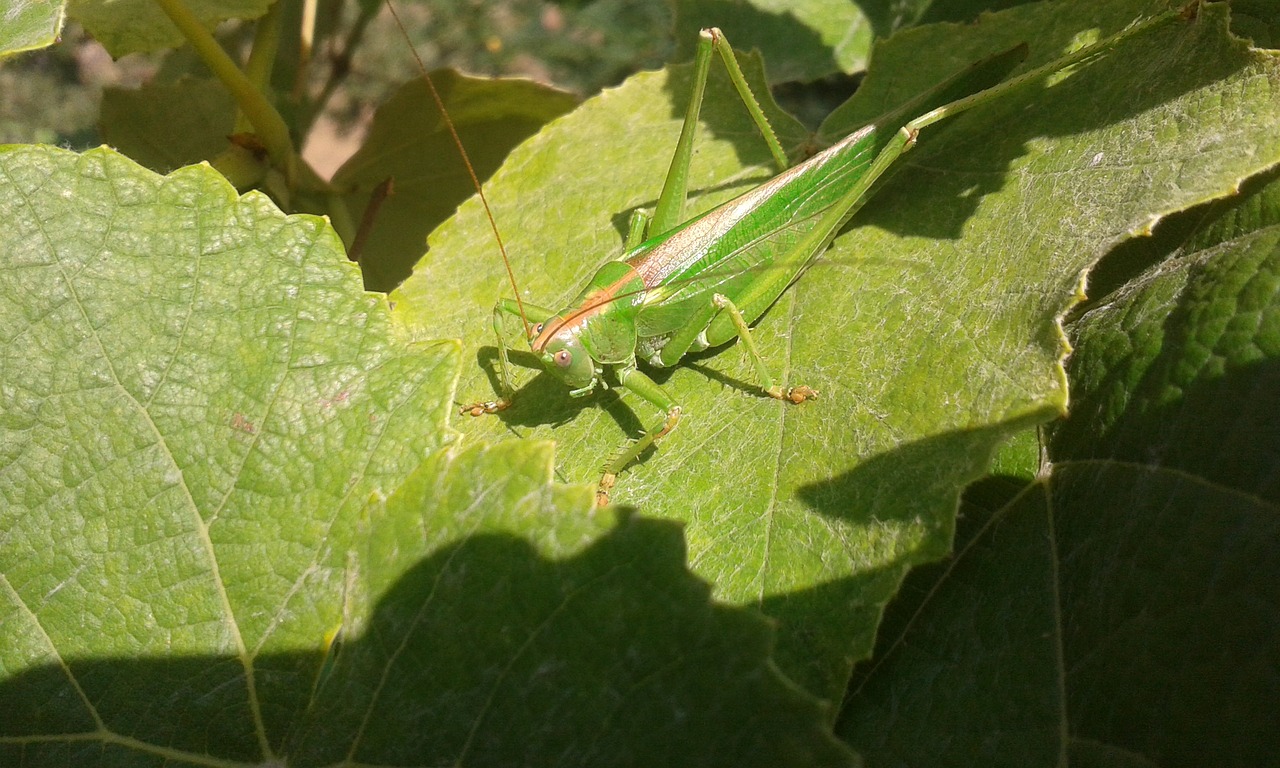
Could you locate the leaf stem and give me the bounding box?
[151,0,297,186]
[237,0,283,135]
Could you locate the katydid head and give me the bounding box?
[532,317,599,395]
[527,260,647,396]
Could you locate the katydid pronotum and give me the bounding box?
[393,5,1177,506]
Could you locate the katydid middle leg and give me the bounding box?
[711,293,819,403]
[599,367,681,505]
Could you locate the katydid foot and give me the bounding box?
[597,405,683,507]
[596,474,616,508]
[460,398,511,417]
[766,385,819,404]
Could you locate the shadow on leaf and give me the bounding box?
[0,515,854,766]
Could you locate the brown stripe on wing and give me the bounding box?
[531,264,645,352]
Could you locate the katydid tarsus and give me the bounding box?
[392,5,1177,505]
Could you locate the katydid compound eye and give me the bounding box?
[554,350,572,367]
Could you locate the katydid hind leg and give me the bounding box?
[711,293,818,403]
[682,11,1185,410]
[650,27,789,237]
[675,13,1176,408]
[902,9,1180,138]
[706,28,788,173]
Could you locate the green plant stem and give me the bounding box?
[292,0,317,103]
[237,0,283,135]
[326,191,356,246]
[151,0,297,185]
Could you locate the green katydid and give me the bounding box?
[399,7,1177,505]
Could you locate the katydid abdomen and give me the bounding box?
[529,121,880,378]
[624,123,880,365]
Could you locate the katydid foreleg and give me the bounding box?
[461,298,559,417]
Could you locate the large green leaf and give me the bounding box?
[0,0,66,58]
[66,0,273,56]
[839,166,1280,767]
[0,146,849,765]
[392,0,1280,704]
[291,445,852,767]
[99,79,237,173]
[672,0,876,82]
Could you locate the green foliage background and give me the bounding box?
[1,1,1278,766]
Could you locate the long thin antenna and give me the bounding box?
[385,1,531,339]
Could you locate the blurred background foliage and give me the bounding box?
[0,0,674,172]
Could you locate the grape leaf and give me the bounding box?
[66,0,272,57]
[391,0,1280,704]
[840,166,1280,767]
[99,79,237,174]
[0,146,850,765]
[0,0,65,58]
